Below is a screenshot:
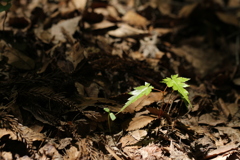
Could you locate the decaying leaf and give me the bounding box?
[120,130,147,147]
[50,16,81,43]
[72,0,87,11]
[204,144,239,159]
[1,41,35,70]
[120,134,138,147]
[178,2,198,18]
[133,143,165,160]
[66,42,85,70]
[122,10,149,27]
[127,115,156,131]
[91,20,116,30]
[108,24,149,38]
[139,33,164,58]
[82,110,108,122]
[64,146,80,160]
[130,129,147,141]
[215,12,240,27]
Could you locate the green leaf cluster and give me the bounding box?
[161,74,191,108]
[0,0,11,12]
[104,74,191,121]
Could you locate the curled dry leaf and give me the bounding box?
[108,24,149,38]
[133,143,165,160]
[139,33,163,58]
[127,115,157,131]
[130,130,147,141]
[122,10,149,27]
[178,2,198,18]
[58,138,72,150]
[72,0,87,11]
[107,5,121,21]
[198,113,226,126]
[64,146,80,160]
[91,20,116,30]
[82,110,108,122]
[120,134,138,147]
[204,144,239,159]
[50,16,81,43]
[215,12,240,27]
[66,42,85,70]
[119,130,148,148]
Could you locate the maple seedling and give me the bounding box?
[104,108,116,121]
[160,74,191,108]
[104,74,191,121]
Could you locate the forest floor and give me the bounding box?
[1,0,240,159]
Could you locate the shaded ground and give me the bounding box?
[1,0,240,159]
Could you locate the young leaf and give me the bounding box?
[161,74,191,108]
[117,82,154,114]
[109,113,116,121]
[104,108,110,113]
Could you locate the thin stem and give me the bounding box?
[2,11,8,31]
[152,88,163,92]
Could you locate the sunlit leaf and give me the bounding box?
[109,113,116,121]
[104,108,110,113]
[117,82,154,114]
[161,74,191,108]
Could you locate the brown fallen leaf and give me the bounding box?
[58,138,72,150]
[64,146,80,160]
[153,28,173,36]
[108,24,149,38]
[122,10,149,27]
[65,42,86,70]
[119,134,138,147]
[139,33,164,58]
[215,12,240,27]
[218,98,230,118]
[178,2,198,18]
[204,144,239,159]
[198,113,226,126]
[72,0,87,11]
[91,20,116,30]
[130,129,147,141]
[106,5,121,21]
[1,41,35,70]
[82,110,108,122]
[126,115,157,131]
[214,127,240,144]
[50,16,81,43]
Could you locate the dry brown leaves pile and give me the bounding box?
[1,0,240,159]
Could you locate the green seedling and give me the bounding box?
[104,108,116,121]
[160,74,191,109]
[104,74,191,121]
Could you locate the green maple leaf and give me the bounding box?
[117,82,154,114]
[161,74,191,108]
[0,0,11,12]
